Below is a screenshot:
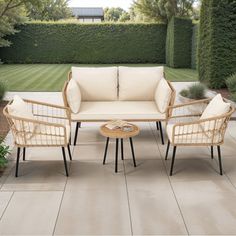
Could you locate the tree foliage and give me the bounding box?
[26,0,71,21]
[0,0,38,47]
[104,7,130,22]
[133,0,196,22]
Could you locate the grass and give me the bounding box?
[0,64,198,92]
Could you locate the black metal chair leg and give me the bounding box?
[165,140,170,160]
[74,122,80,146]
[61,147,69,177]
[121,138,124,160]
[217,146,223,175]
[103,137,109,165]
[156,121,159,130]
[170,146,177,176]
[115,139,119,173]
[129,138,137,167]
[23,147,26,161]
[78,122,81,128]
[211,146,214,159]
[67,144,72,161]
[15,147,21,177]
[159,121,165,145]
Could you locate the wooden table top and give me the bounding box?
[100,123,140,139]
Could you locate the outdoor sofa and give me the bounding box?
[62,66,176,145]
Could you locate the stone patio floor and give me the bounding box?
[1,82,236,235]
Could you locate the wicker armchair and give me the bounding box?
[3,99,72,177]
[165,98,235,176]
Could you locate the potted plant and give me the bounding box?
[0,139,10,173]
[179,83,207,103]
[179,83,207,114]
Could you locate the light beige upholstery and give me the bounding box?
[155,78,172,113]
[63,66,175,123]
[118,66,163,101]
[66,79,81,113]
[71,101,166,121]
[72,67,118,101]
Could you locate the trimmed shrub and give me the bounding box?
[0,23,167,64]
[191,24,198,69]
[226,73,236,102]
[166,17,192,68]
[198,0,236,89]
[180,83,206,99]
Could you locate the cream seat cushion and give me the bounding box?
[71,101,166,121]
[66,79,81,113]
[118,66,163,101]
[167,123,222,144]
[155,78,172,113]
[15,125,70,146]
[72,67,118,101]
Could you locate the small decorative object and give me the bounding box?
[105,120,133,132]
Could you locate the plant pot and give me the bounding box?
[178,94,206,114]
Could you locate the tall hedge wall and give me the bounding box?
[191,24,198,69]
[166,17,192,68]
[0,23,167,64]
[198,0,236,88]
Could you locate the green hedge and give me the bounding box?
[166,17,192,68]
[0,23,167,64]
[198,0,236,89]
[191,24,198,69]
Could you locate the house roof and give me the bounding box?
[70,7,104,17]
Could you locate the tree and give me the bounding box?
[0,0,39,47]
[26,0,71,21]
[104,7,125,22]
[119,12,131,22]
[133,0,196,23]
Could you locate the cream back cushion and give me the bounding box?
[200,94,230,132]
[118,66,163,101]
[72,67,118,101]
[201,94,230,120]
[66,79,81,113]
[154,78,172,113]
[7,95,35,134]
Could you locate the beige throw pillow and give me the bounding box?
[154,78,172,113]
[66,79,81,113]
[7,95,35,134]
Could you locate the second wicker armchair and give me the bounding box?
[3,96,72,177]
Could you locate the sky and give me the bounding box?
[68,0,134,11]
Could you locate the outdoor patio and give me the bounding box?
[1,83,236,235]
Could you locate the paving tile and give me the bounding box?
[0,192,13,219]
[125,160,188,235]
[172,179,236,235]
[0,191,62,235]
[66,161,126,191]
[1,161,67,191]
[54,189,131,235]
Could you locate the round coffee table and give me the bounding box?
[100,123,140,173]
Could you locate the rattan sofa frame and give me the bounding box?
[62,71,176,146]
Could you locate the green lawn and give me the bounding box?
[0,64,198,92]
